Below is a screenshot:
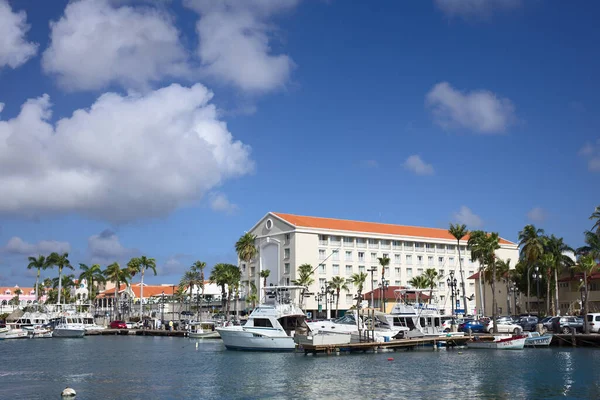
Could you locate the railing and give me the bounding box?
[437,247,446,253]
[381,244,391,250]
[415,246,424,252]
[426,247,435,253]
[368,243,379,249]
[357,242,367,249]
[330,240,341,247]
[344,241,354,247]
[319,240,328,246]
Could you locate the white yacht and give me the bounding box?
[307,310,408,343]
[390,289,464,339]
[188,321,220,339]
[53,317,86,338]
[217,286,309,351]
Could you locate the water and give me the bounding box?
[2,336,600,399]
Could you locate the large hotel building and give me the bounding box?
[240,212,518,317]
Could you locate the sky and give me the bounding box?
[0,0,598,288]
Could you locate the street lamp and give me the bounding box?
[579,277,585,317]
[367,267,377,308]
[378,279,390,312]
[447,271,459,317]
[509,283,519,317]
[161,291,165,325]
[314,292,323,319]
[321,284,329,320]
[532,267,541,316]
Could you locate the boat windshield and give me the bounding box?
[332,314,356,325]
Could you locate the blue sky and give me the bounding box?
[0,0,598,287]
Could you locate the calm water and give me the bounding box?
[2,336,600,399]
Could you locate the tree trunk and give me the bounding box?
[546,271,551,316]
[506,280,511,316]
[140,268,145,319]
[336,290,340,318]
[114,279,119,320]
[492,261,498,333]
[527,266,531,314]
[481,267,487,315]
[57,266,63,305]
[478,269,485,317]
[584,271,590,334]
[457,243,468,315]
[554,267,559,316]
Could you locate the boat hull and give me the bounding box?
[217,327,295,351]
[53,328,85,338]
[188,331,221,339]
[525,335,552,347]
[3,330,29,339]
[468,336,526,350]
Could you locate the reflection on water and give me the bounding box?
[1,337,600,399]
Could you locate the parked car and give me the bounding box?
[486,317,523,334]
[552,316,584,334]
[442,318,463,332]
[459,320,486,333]
[125,321,140,329]
[541,316,558,332]
[110,320,127,329]
[585,313,600,333]
[517,316,539,332]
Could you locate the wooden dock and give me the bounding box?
[86,329,187,337]
[297,335,494,355]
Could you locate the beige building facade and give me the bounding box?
[240,212,519,317]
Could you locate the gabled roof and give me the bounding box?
[363,286,431,300]
[272,212,515,245]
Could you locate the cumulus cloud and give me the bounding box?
[527,207,547,223]
[185,0,297,92]
[452,206,483,228]
[435,0,521,19]
[426,82,516,134]
[88,229,138,264]
[0,83,254,223]
[0,0,38,69]
[42,0,190,91]
[209,193,238,215]
[403,155,434,175]
[579,139,600,172]
[2,237,71,255]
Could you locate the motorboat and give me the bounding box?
[217,286,309,351]
[524,332,552,347]
[390,289,465,339]
[188,321,220,339]
[3,328,29,339]
[0,326,8,339]
[28,326,53,338]
[467,334,526,350]
[53,317,85,338]
[307,310,408,343]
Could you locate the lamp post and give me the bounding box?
[368,267,377,308]
[314,292,323,319]
[378,279,389,312]
[532,266,541,316]
[579,277,585,318]
[321,284,329,320]
[447,271,458,317]
[509,283,519,317]
[161,291,165,325]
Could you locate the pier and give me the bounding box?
[86,329,187,337]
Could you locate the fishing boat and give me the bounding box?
[217,286,309,351]
[188,321,220,339]
[524,332,552,347]
[467,334,526,350]
[28,326,53,338]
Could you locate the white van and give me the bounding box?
[585,313,600,333]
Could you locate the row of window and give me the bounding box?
[319,249,473,267]
[318,235,468,253]
[315,264,474,279]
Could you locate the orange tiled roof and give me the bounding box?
[273,212,515,245]
[0,286,36,294]
[97,282,209,299]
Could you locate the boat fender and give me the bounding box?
[61,387,76,397]
[387,358,394,361]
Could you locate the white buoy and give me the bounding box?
[196,342,199,349]
[61,387,76,397]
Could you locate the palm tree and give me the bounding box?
[572,255,599,333]
[236,232,257,265]
[329,276,349,317]
[408,275,428,305]
[27,255,49,304]
[449,223,469,315]
[103,262,131,320]
[468,230,487,316]
[222,264,241,320]
[578,231,600,261]
[469,232,500,332]
[292,263,315,309]
[495,258,512,315]
[538,253,554,315]
[350,272,368,310]
[78,263,105,302]
[260,269,271,290]
[423,268,440,304]
[11,288,23,306]
[542,235,574,315]
[518,224,545,313]
[127,256,157,318]
[48,252,73,305]
[246,282,259,311]
[590,205,600,234]
[209,263,232,317]
[180,268,201,319]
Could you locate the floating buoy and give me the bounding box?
[387,357,394,361]
[196,342,199,349]
[61,387,76,397]
[458,352,463,355]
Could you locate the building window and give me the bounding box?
[449,257,455,266]
[371,252,378,262]
[332,264,340,275]
[415,242,424,251]
[382,253,389,260]
[359,265,365,273]
[284,248,290,259]
[417,255,423,266]
[358,252,365,262]
[395,267,401,276]
[460,246,467,254]
[394,254,401,265]
[344,237,354,247]
[319,278,326,288]
[241,263,246,273]
[439,282,445,289]
[407,268,413,278]
[345,251,353,261]
[392,241,402,250]
[438,257,444,267]
[470,282,475,287]
[404,241,413,251]
[356,238,367,248]
[395,280,401,286]
[285,233,291,244]
[381,240,391,249]
[332,250,339,261]
[250,266,255,276]
[425,243,434,253]
[428,256,434,266]
[437,244,446,253]
[406,255,413,265]
[385,267,390,276]
[346,265,353,275]
[319,249,326,260]
[439,269,445,277]
[468,270,474,277]
[319,235,328,246]
[368,239,379,249]
[330,236,341,246]
[448,245,455,253]
[320,264,326,275]
[460,258,465,266]
[284,263,290,274]
[417,268,423,275]
[346,294,353,303]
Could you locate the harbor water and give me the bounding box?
[2,336,600,399]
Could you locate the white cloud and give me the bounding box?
[209,193,238,215]
[579,140,600,172]
[435,0,521,19]
[42,0,190,91]
[0,83,254,223]
[88,229,138,264]
[403,155,434,175]
[426,82,515,134]
[185,0,297,92]
[2,236,71,255]
[0,0,38,69]
[452,206,483,228]
[527,207,547,223]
